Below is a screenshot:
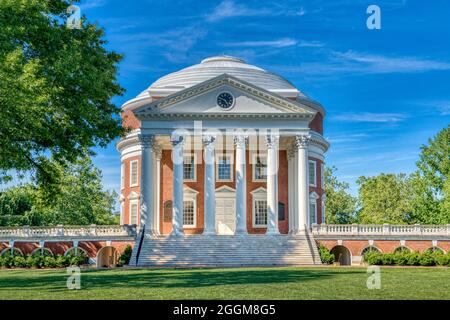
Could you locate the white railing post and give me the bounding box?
[90,224,97,236]
[22,225,30,237]
[414,224,421,235]
[382,224,390,235]
[57,225,64,236]
[351,223,358,235]
[447,225,450,236]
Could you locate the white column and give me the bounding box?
[138,134,156,235]
[293,149,299,232]
[171,136,184,236]
[295,134,311,232]
[287,147,295,233]
[234,134,247,234]
[265,134,279,235]
[203,134,216,235]
[154,146,162,235]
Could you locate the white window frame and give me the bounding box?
[321,194,326,224]
[251,187,268,228]
[309,192,319,226]
[216,153,233,182]
[120,202,124,225]
[121,163,125,190]
[321,163,325,189]
[130,160,139,187]
[129,200,139,226]
[309,160,317,187]
[252,153,267,182]
[183,153,197,182]
[183,187,198,228]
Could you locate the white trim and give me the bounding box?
[251,187,268,228]
[31,247,53,256]
[130,160,139,187]
[183,153,197,182]
[308,160,317,187]
[120,202,124,225]
[252,153,267,182]
[309,192,319,226]
[0,247,23,256]
[120,163,125,190]
[183,187,198,228]
[321,163,324,189]
[216,153,234,182]
[129,199,139,226]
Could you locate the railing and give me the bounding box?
[0,225,137,239]
[312,224,450,237]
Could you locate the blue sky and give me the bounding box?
[78,0,450,195]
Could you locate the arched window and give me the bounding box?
[31,247,54,257]
[163,200,173,222]
[361,246,380,255]
[0,247,23,257]
[426,247,444,254]
[394,246,411,253]
[65,247,88,257]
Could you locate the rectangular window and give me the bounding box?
[321,163,324,189]
[121,164,125,190]
[309,202,317,225]
[253,155,267,181]
[254,200,268,226]
[183,200,195,226]
[183,155,196,181]
[130,201,139,225]
[309,160,316,187]
[217,155,232,181]
[130,160,139,187]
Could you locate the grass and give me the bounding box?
[0,266,449,300]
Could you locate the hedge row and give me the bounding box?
[318,245,335,264]
[364,251,450,266]
[0,254,88,268]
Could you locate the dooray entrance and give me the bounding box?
[215,186,236,235]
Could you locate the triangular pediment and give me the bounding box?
[133,74,316,120]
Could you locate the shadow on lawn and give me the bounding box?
[0,268,364,292]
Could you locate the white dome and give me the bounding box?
[141,56,305,98]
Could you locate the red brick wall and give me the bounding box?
[122,110,141,130]
[121,155,142,225]
[309,113,323,135]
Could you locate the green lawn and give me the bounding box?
[0,266,449,300]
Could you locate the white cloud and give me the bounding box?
[206,0,271,22]
[333,112,408,123]
[222,38,323,48]
[80,0,107,10]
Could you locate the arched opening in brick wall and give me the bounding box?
[330,245,352,266]
[96,246,118,268]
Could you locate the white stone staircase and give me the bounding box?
[130,231,322,267]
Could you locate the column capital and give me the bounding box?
[294,134,311,149]
[233,134,248,149]
[287,143,296,159]
[138,134,155,148]
[170,135,184,147]
[265,134,279,149]
[202,134,216,148]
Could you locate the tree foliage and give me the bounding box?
[323,166,357,224]
[0,0,124,184]
[356,173,413,224]
[409,125,450,224]
[0,157,118,226]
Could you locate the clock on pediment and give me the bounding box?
[216,92,235,109]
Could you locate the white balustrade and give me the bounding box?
[312,224,449,237]
[0,225,136,239]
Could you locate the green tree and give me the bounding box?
[0,0,124,184]
[0,158,118,226]
[356,173,413,224]
[324,166,357,224]
[409,126,450,223]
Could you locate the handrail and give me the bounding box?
[135,225,146,266]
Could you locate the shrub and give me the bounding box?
[436,253,450,266]
[0,253,88,268]
[13,256,27,268]
[118,245,133,266]
[318,245,335,264]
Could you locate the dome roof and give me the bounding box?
[141,55,305,98]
